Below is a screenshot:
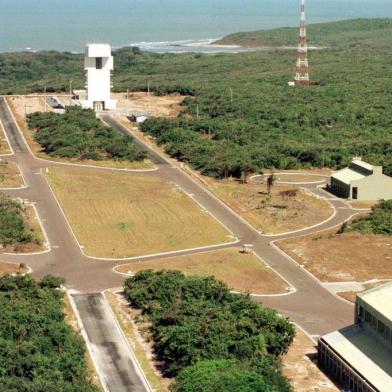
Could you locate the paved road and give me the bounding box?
[0,96,358,340]
[72,293,149,392]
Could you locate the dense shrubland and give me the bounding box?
[1,19,392,177]
[123,270,294,391]
[345,200,392,236]
[27,106,147,161]
[0,193,33,246]
[0,275,99,391]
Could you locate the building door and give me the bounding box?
[93,101,104,112]
[352,187,358,200]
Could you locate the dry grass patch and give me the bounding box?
[279,230,392,282]
[104,289,171,391]
[45,166,232,258]
[2,203,46,254]
[0,261,27,277]
[6,96,153,170]
[274,173,327,183]
[116,248,287,295]
[283,328,338,392]
[0,161,24,188]
[0,122,12,155]
[113,92,184,118]
[208,179,332,234]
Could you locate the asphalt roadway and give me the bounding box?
[0,96,360,388]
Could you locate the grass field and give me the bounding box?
[116,248,287,295]
[6,96,154,170]
[0,161,24,188]
[0,261,27,277]
[0,122,11,155]
[45,166,232,258]
[208,180,332,234]
[279,230,392,283]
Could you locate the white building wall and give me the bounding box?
[81,44,117,111]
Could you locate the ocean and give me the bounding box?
[0,0,391,53]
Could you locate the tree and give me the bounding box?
[266,170,276,195]
[172,360,269,392]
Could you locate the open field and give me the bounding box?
[6,96,153,170]
[0,121,11,155]
[2,203,46,254]
[45,166,232,258]
[105,289,171,391]
[113,92,184,117]
[283,328,338,392]
[116,248,287,295]
[0,161,24,188]
[0,261,27,277]
[279,229,392,283]
[208,179,332,234]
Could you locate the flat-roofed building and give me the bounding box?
[318,283,392,392]
[330,158,392,200]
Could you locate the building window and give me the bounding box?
[96,57,103,69]
[352,187,358,199]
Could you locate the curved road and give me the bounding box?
[0,97,359,387]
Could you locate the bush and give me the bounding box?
[27,107,147,163]
[0,275,99,391]
[348,200,392,236]
[123,270,295,384]
[0,193,32,246]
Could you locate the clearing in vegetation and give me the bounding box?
[0,193,44,253]
[45,166,232,258]
[116,248,287,295]
[279,228,392,283]
[123,270,295,391]
[208,179,331,234]
[0,275,99,391]
[0,261,27,277]
[0,161,24,188]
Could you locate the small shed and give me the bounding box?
[330,158,392,200]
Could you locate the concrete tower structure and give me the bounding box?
[82,44,117,111]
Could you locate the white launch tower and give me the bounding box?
[81,44,117,111]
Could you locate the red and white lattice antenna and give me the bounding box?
[294,0,310,87]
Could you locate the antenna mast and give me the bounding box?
[295,0,310,87]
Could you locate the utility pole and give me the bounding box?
[196,104,199,119]
[229,88,233,103]
[147,82,150,97]
[294,0,310,87]
[69,80,73,98]
[43,86,48,112]
[126,88,129,110]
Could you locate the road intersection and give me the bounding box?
[0,96,359,390]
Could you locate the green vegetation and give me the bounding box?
[345,200,392,236]
[124,270,294,391]
[1,19,392,176]
[27,106,146,161]
[0,274,99,391]
[216,18,392,48]
[0,193,32,246]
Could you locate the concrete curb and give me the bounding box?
[66,291,110,392]
[102,290,153,392]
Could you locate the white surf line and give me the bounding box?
[42,166,239,262]
[2,97,158,174]
[102,290,153,392]
[66,291,110,392]
[0,117,14,156]
[2,200,51,256]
